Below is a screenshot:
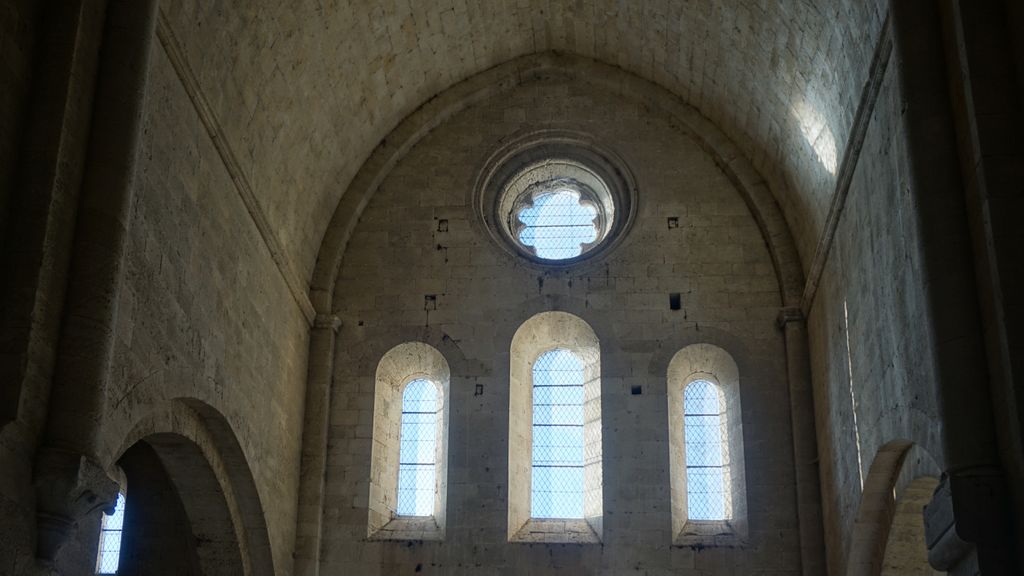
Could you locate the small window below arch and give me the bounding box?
[684,380,730,521]
[531,349,586,518]
[397,378,440,516]
[508,311,602,544]
[95,492,126,575]
[368,342,450,541]
[668,343,748,546]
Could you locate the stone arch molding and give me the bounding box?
[845,440,942,576]
[111,398,275,576]
[310,51,805,313]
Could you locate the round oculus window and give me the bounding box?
[501,159,615,261]
[476,133,635,267]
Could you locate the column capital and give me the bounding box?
[776,306,805,328]
[314,313,341,332]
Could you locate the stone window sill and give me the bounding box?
[509,518,601,544]
[673,520,747,547]
[368,516,443,542]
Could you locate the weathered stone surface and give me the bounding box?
[323,73,800,575]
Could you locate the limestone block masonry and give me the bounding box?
[321,71,801,575]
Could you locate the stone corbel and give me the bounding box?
[776,306,804,329]
[33,447,120,562]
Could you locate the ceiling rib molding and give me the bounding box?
[799,17,893,316]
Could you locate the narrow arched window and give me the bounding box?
[95,492,126,574]
[397,378,439,516]
[368,342,450,541]
[667,344,747,545]
[684,380,730,520]
[531,349,585,518]
[509,311,602,544]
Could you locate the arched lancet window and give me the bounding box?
[668,343,747,545]
[368,342,450,540]
[509,311,602,543]
[531,349,585,518]
[684,380,730,521]
[95,492,126,574]
[397,378,440,516]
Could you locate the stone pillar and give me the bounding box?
[32,0,158,563]
[293,313,341,576]
[777,306,826,576]
[890,0,1016,571]
[939,0,1024,568]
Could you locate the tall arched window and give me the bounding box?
[368,342,450,540]
[668,343,747,545]
[95,492,126,574]
[684,380,730,521]
[531,349,586,519]
[509,312,602,543]
[397,378,440,516]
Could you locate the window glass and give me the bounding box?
[397,379,438,516]
[517,189,598,260]
[95,492,125,575]
[531,349,585,518]
[684,380,729,520]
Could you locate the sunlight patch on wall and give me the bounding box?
[844,300,864,490]
[792,99,839,176]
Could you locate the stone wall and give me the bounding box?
[322,72,802,575]
[91,41,312,575]
[807,52,945,575]
[0,0,35,247]
[155,0,888,283]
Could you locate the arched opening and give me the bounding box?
[881,476,942,575]
[508,311,602,543]
[108,399,275,576]
[846,440,944,576]
[667,343,748,545]
[114,434,242,575]
[368,341,451,540]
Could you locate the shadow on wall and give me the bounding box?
[846,440,943,576]
[108,398,274,576]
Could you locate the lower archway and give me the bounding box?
[846,440,943,576]
[116,433,244,575]
[880,476,942,575]
[107,398,274,576]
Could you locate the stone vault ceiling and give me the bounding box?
[161,0,888,286]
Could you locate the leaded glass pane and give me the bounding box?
[684,380,729,521]
[95,492,125,574]
[531,349,585,518]
[517,190,598,259]
[397,379,438,516]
